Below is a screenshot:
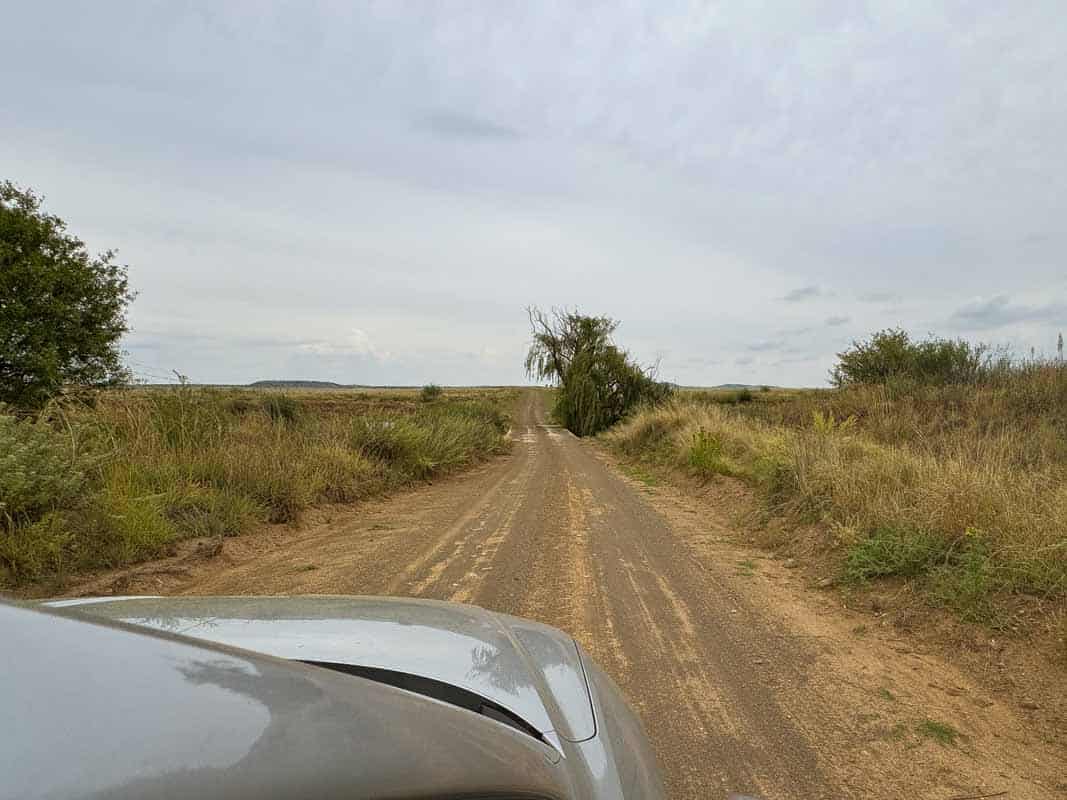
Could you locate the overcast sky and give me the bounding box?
[4,2,1065,386]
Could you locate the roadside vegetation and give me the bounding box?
[525,307,671,436]
[0,387,513,587]
[608,330,1067,625]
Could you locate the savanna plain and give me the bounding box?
[3,367,1065,799]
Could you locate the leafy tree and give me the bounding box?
[525,307,670,436]
[831,328,985,387]
[0,182,134,408]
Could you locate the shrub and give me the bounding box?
[0,410,91,523]
[0,512,72,580]
[831,329,985,387]
[420,384,443,402]
[843,526,950,582]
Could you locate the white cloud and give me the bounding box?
[297,329,386,359]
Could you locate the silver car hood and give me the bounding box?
[49,595,596,750]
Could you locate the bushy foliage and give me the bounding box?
[831,329,985,387]
[420,384,443,402]
[524,307,671,436]
[0,409,91,523]
[0,181,134,408]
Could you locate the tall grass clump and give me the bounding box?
[0,386,515,587]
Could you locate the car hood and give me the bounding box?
[49,595,596,748]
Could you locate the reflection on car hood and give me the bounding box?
[49,595,596,746]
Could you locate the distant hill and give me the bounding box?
[248,380,344,389]
[670,383,772,390]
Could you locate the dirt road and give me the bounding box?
[83,391,1064,799]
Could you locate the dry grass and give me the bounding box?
[0,386,515,587]
[608,368,1067,621]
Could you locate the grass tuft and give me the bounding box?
[916,719,960,745]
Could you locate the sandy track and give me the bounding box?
[71,391,1065,799]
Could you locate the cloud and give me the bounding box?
[782,286,822,303]
[950,295,1067,330]
[679,355,721,367]
[295,329,388,359]
[775,326,814,337]
[417,110,520,141]
[746,339,785,352]
[825,315,850,326]
[857,291,898,303]
[734,355,755,366]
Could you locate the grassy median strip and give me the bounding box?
[606,367,1067,623]
[0,387,514,587]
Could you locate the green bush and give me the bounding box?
[0,512,72,580]
[843,526,951,582]
[928,539,998,623]
[0,411,90,523]
[420,384,443,402]
[831,329,985,387]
